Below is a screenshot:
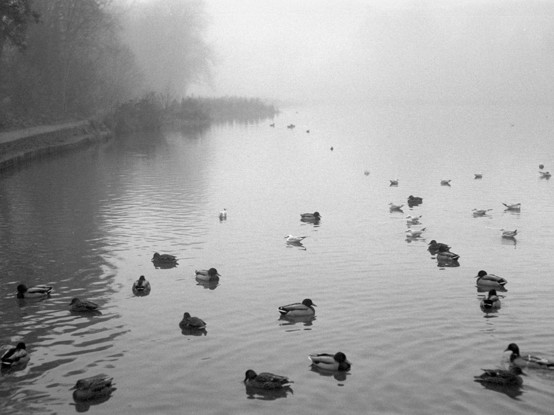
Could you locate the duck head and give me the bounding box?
[302,299,316,307]
[504,343,520,358]
[208,268,220,278]
[16,284,28,294]
[476,270,488,278]
[334,352,351,370]
[244,369,257,382]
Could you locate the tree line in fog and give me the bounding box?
[0,0,276,131]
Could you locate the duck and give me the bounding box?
[244,370,292,389]
[132,275,151,294]
[539,171,551,178]
[300,212,321,221]
[16,284,53,299]
[407,195,423,206]
[308,352,351,371]
[1,342,28,366]
[539,164,544,170]
[390,179,399,186]
[475,270,507,288]
[502,203,521,211]
[501,229,517,238]
[69,298,99,312]
[219,209,227,220]
[389,203,404,211]
[504,343,554,369]
[284,235,307,244]
[330,146,334,151]
[406,215,422,225]
[364,170,370,176]
[428,240,451,254]
[152,252,177,263]
[474,173,483,179]
[440,179,451,186]
[480,289,501,310]
[406,227,426,238]
[436,249,460,261]
[195,268,220,281]
[472,208,492,216]
[278,299,316,317]
[72,374,115,401]
[474,366,524,386]
[179,312,206,330]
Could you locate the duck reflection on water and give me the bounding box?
[278,314,315,328]
[309,365,349,382]
[195,278,219,290]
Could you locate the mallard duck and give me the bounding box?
[195,268,220,281]
[502,203,521,211]
[472,208,492,216]
[474,367,524,386]
[244,370,292,389]
[389,203,404,211]
[132,276,151,294]
[437,250,460,261]
[428,240,451,254]
[539,171,551,178]
[408,195,423,203]
[179,312,206,330]
[474,173,483,179]
[480,289,501,310]
[300,212,321,221]
[406,227,426,238]
[390,179,399,186]
[501,229,517,238]
[406,215,422,225]
[504,343,554,369]
[278,299,316,317]
[1,342,28,366]
[284,235,307,243]
[219,209,227,220]
[16,284,53,299]
[69,298,99,312]
[475,270,507,288]
[72,374,115,401]
[440,179,451,186]
[309,352,351,371]
[152,252,177,263]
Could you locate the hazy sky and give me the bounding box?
[188,0,554,104]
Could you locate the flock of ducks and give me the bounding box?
[386,166,554,389]
[5,158,552,400]
[4,210,351,400]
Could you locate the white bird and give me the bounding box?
[406,215,422,225]
[502,203,521,211]
[285,235,307,243]
[472,209,492,216]
[406,227,426,238]
[389,203,404,211]
[501,229,517,238]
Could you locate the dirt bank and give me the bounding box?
[0,120,112,172]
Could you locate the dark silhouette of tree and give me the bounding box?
[0,0,40,59]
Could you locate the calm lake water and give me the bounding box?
[1,103,554,414]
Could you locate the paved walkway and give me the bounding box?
[0,121,89,145]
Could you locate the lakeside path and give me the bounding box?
[0,120,111,171]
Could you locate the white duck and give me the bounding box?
[406,227,426,238]
[284,235,307,244]
[501,229,517,238]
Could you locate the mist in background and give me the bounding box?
[188,0,554,105]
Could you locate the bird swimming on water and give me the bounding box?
[475,270,507,288]
[1,342,28,366]
[244,370,292,389]
[72,374,115,401]
[69,298,99,312]
[278,298,316,317]
[132,275,151,294]
[179,312,207,330]
[16,284,53,299]
[474,366,524,386]
[480,289,501,311]
[195,268,221,281]
[504,343,554,369]
[309,352,351,371]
